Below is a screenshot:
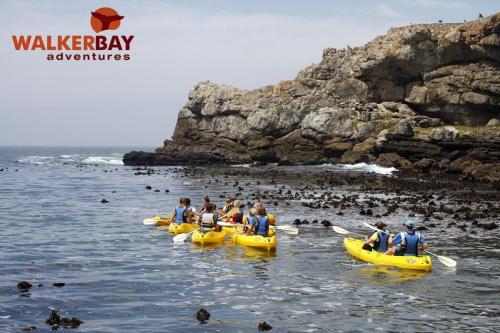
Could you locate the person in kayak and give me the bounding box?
[228,200,244,224]
[198,203,221,232]
[246,206,269,237]
[222,197,234,214]
[254,201,276,225]
[363,222,392,252]
[198,196,210,214]
[172,197,190,223]
[385,220,428,256]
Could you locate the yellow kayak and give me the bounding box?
[232,233,276,251]
[192,229,226,246]
[344,237,432,271]
[222,225,243,234]
[168,223,198,235]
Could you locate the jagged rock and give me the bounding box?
[393,120,414,137]
[414,158,437,171]
[430,126,459,141]
[487,118,500,127]
[353,138,377,154]
[123,12,500,182]
[377,153,411,168]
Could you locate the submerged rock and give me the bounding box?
[258,322,273,331]
[195,309,210,323]
[17,281,32,291]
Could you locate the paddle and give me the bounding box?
[332,225,364,237]
[172,208,241,244]
[362,222,457,267]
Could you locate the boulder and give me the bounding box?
[376,153,411,168]
[486,118,500,127]
[430,126,459,141]
[393,120,414,137]
[352,138,377,154]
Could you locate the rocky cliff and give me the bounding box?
[124,13,500,182]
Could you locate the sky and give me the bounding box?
[1,0,499,147]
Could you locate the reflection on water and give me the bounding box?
[349,265,429,285]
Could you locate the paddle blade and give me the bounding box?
[281,228,299,235]
[332,226,351,235]
[221,207,240,219]
[173,233,189,244]
[436,255,457,267]
[143,218,157,225]
[217,221,236,227]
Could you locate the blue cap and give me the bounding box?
[404,220,415,228]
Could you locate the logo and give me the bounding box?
[90,7,124,33]
[12,7,134,62]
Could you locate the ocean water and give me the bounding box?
[0,146,499,333]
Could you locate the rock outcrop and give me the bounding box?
[125,13,500,182]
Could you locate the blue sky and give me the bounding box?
[1,0,499,146]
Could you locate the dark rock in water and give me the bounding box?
[21,326,37,331]
[293,219,301,226]
[53,283,65,288]
[112,190,116,193]
[195,309,210,323]
[154,189,160,192]
[46,310,60,326]
[321,220,332,227]
[100,198,109,204]
[258,321,273,331]
[38,284,43,287]
[336,211,344,216]
[145,186,152,190]
[46,310,82,328]
[61,317,83,328]
[478,222,498,230]
[17,281,32,291]
[165,189,170,192]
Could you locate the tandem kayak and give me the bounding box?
[343,237,432,271]
[232,233,277,251]
[168,223,198,235]
[192,230,226,246]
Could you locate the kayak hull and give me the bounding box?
[232,234,277,251]
[192,230,226,246]
[344,237,432,271]
[168,223,198,235]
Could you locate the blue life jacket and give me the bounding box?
[373,231,389,252]
[397,232,421,256]
[254,216,269,237]
[174,206,186,223]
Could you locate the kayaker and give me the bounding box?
[246,206,269,237]
[385,220,428,256]
[172,197,189,223]
[254,201,275,225]
[229,200,244,224]
[363,222,392,252]
[198,203,221,232]
[198,196,210,214]
[222,197,234,213]
[185,197,196,214]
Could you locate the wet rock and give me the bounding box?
[145,186,152,190]
[195,309,210,323]
[336,211,344,216]
[258,322,273,331]
[293,219,301,226]
[154,189,160,192]
[478,222,498,230]
[100,198,109,204]
[53,283,65,288]
[60,317,83,328]
[46,310,60,326]
[17,281,32,291]
[321,220,332,227]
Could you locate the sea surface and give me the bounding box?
[0,146,499,333]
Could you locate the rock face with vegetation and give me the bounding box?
[124,13,500,182]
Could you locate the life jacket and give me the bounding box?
[174,206,186,223]
[373,230,389,252]
[396,231,421,256]
[254,216,269,237]
[232,209,244,223]
[200,213,215,232]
